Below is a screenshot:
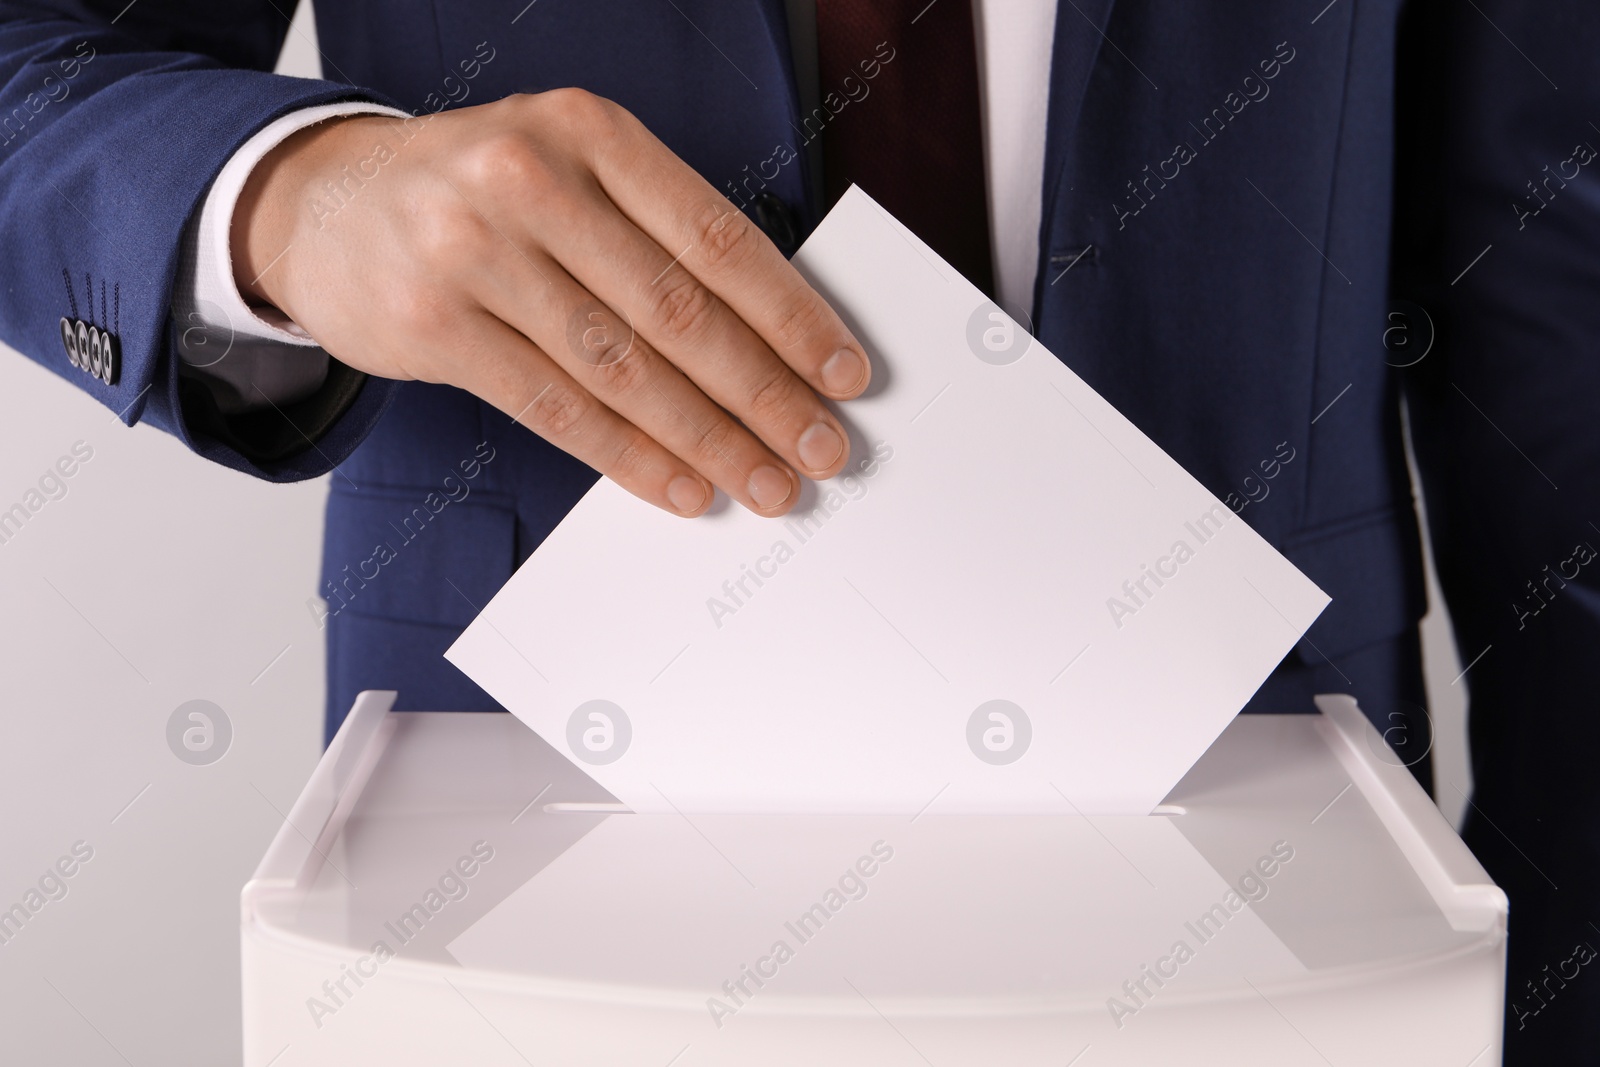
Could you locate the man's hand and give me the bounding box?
[232,89,870,517]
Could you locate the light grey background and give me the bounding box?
[0,6,1472,1063]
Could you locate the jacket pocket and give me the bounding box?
[1281,505,1427,664]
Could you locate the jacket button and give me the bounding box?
[60,316,119,384]
[60,317,80,368]
[752,193,798,256]
[99,331,119,384]
[88,327,104,379]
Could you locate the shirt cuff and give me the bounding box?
[173,100,411,414]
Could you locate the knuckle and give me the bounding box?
[692,201,761,273]
[497,91,546,124]
[538,86,615,133]
[585,332,635,368]
[457,131,545,194]
[743,366,802,425]
[770,291,828,353]
[690,415,745,470]
[649,272,718,344]
[607,427,656,483]
[589,343,650,393]
[566,302,636,367]
[527,383,591,439]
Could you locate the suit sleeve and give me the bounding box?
[0,0,403,481]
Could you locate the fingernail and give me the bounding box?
[747,465,794,510]
[667,475,708,514]
[821,347,867,395]
[797,421,845,474]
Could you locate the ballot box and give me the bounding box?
[241,692,1506,1066]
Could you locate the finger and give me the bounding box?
[472,252,805,515]
[540,184,854,484]
[586,105,871,400]
[447,310,714,518]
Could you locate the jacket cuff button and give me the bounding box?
[60,316,80,368]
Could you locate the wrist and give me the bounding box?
[231,114,386,312]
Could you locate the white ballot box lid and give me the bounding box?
[241,694,1506,1066]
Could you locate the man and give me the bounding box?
[0,0,1594,1058]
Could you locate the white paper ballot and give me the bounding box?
[446,187,1328,815]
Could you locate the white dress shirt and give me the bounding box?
[172,101,408,413]
[175,1,1058,411]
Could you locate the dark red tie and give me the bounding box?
[814,0,995,296]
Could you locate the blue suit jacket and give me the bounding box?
[0,0,1594,748]
[11,9,1600,1057]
